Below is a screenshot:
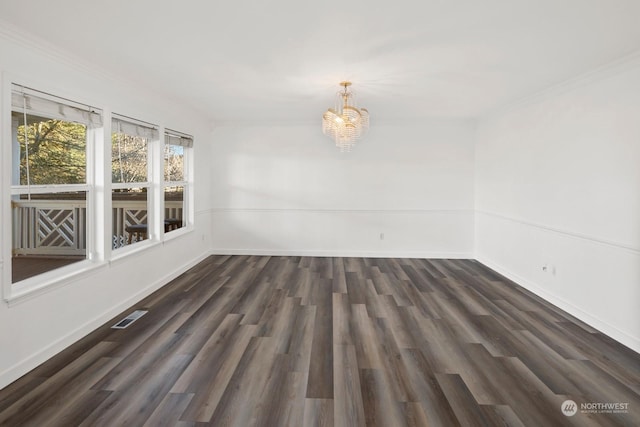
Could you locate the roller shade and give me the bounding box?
[165,129,193,148]
[112,115,159,140]
[11,84,102,126]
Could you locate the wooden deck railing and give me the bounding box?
[12,199,182,255]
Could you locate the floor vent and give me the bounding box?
[112,310,148,329]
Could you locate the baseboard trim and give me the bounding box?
[0,252,210,390]
[476,255,640,354]
[210,248,474,259]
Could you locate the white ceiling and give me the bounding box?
[1,0,640,123]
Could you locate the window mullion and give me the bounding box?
[150,126,164,240]
[92,108,111,262]
[2,77,12,298]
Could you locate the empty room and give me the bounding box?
[0,1,639,426]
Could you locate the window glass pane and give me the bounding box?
[164,144,184,182]
[112,188,148,248]
[164,186,184,233]
[112,132,148,184]
[11,192,87,283]
[12,112,87,186]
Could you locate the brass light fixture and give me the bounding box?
[322,81,369,152]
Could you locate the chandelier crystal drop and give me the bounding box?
[322,81,369,152]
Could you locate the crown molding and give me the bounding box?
[0,19,115,82]
[0,19,211,123]
[483,49,640,120]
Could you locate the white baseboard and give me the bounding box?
[210,248,474,259]
[0,252,210,390]
[476,256,640,354]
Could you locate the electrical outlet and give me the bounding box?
[380,233,384,240]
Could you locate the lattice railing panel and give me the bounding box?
[12,200,183,254]
[38,208,77,247]
[12,201,85,255]
[125,209,148,228]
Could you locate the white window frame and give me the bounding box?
[110,114,159,253]
[163,129,193,238]
[1,77,195,303]
[2,80,105,302]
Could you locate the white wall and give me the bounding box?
[210,121,476,258]
[0,31,213,388]
[475,55,640,352]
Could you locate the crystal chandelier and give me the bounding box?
[322,81,369,152]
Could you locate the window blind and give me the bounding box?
[112,115,159,140]
[165,129,193,148]
[11,84,102,126]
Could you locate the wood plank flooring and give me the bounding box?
[1,256,639,426]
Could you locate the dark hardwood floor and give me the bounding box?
[1,256,638,426]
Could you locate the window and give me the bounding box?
[163,130,192,234]
[9,85,101,283]
[3,83,194,297]
[111,115,157,249]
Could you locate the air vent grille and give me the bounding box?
[112,310,148,329]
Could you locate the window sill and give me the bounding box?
[162,225,193,243]
[108,227,192,266]
[5,259,108,307]
[5,228,193,306]
[109,238,162,266]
